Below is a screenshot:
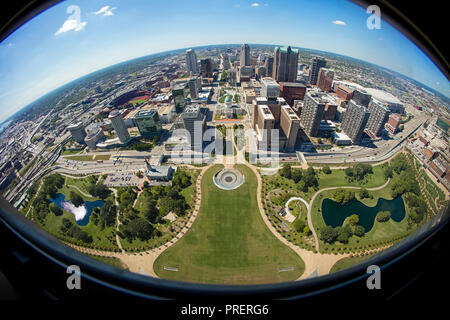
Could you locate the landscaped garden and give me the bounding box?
[261,153,435,259]
[154,164,305,284]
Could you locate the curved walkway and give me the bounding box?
[246,163,349,280]
[307,178,391,251]
[66,164,210,278]
[285,197,309,216]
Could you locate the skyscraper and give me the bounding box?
[185,49,198,75]
[265,56,274,78]
[188,77,199,99]
[273,46,299,82]
[261,77,280,99]
[200,58,213,78]
[299,90,326,137]
[352,89,371,107]
[341,100,371,143]
[309,57,327,85]
[109,110,131,144]
[181,104,206,150]
[317,68,334,92]
[133,109,162,138]
[367,99,390,137]
[67,122,87,144]
[240,43,250,67]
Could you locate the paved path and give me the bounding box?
[284,197,309,223]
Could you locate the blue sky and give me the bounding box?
[0,0,448,123]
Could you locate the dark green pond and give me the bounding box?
[321,196,406,232]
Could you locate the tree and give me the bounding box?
[347,214,359,226]
[383,165,393,179]
[353,225,365,237]
[336,226,352,243]
[376,211,391,222]
[293,219,306,232]
[359,188,369,199]
[172,170,191,189]
[280,163,292,179]
[292,169,303,183]
[303,226,311,236]
[70,191,84,207]
[332,188,355,205]
[87,184,111,199]
[120,218,154,241]
[320,226,338,244]
[322,165,331,174]
[49,203,63,216]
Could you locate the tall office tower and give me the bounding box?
[185,49,198,75]
[172,84,188,111]
[261,77,280,99]
[181,104,206,150]
[188,77,199,99]
[240,43,250,67]
[309,57,327,85]
[256,66,266,80]
[366,99,390,137]
[109,110,131,144]
[84,124,105,150]
[133,109,162,138]
[279,82,306,106]
[228,68,237,86]
[67,122,87,144]
[253,104,275,151]
[239,66,253,83]
[317,68,335,92]
[273,46,299,82]
[200,58,213,78]
[299,91,326,137]
[265,56,274,78]
[352,89,371,107]
[280,105,301,151]
[222,53,231,70]
[341,100,371,143]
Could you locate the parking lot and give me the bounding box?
[104,171,139,187]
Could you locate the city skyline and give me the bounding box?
[0,0,449,123]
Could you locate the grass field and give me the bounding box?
[154,164,305,284]
[330,255,373,273]
[94,154,111,161]
[65,155,95,161]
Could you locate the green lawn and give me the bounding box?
[154,164,305,284]
[94,154,111,161]
[330,255,373,273]
[65,155,95,161]
[317,165,386,189]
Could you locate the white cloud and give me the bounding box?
[93,6,116,16]
[251,3,260,7]
[332,20,347,26]
[55,17,87,35]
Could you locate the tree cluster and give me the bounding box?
[376,210,391,222]
[344,163,373,182]
[60,218,92,243]
[332,188,356,205]
[280,164,318,192]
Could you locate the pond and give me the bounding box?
[50,193,105,226]
[321,196,406,232]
